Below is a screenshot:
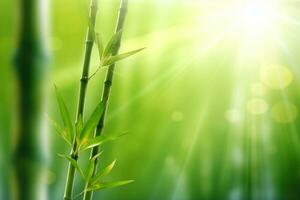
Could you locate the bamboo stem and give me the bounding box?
[13,0,49,199]
[63,0,98,200]
[82,1,128,200]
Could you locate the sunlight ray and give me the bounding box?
[170,99,211,200]
[107,24,235,121]
[271,31,300,84]
[278,13,300,27]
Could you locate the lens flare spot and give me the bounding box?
[260,64,293,89]
[271,102,298,123]
[247,98,268,115]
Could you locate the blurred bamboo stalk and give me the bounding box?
[82,0,128,199]
[13,0,49,199]
[63,0,98,200]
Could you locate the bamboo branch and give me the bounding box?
[82,0,128,199]
[63,0,98,199]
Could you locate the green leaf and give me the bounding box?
[88,18,96,41]
[54,86,74,143]
[91,151,103,161]
[95,33,104,59]
[58,154,85,180]
[86,160,95,181]
[103,30,123,57]
[79,101,105,145]
[80,133,126,151]
[86,151,104,182]
[47,116,71,145]
[103,48,145,66]
[75,114,84,143]
[86,180,134,192]
[90,160,116,184]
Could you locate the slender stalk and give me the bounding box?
[13,0,49,199]
[63,0,98,199]
[82,1,128,199]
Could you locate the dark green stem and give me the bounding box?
[63,0,98,200]
[82,1,128,200]
[13,0,49,199]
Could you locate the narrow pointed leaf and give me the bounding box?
[75,114,84,143]
[90,160,116,184]
[86,180,134,192]
[55,86,74,142]
[103,30,123,57]
[47,116,71,145]
[58,154,85,180]
[95,33,104,59]
[88,18,96,41]
[80,133,126,151]
[79,101,105,143]
[103,48,145,66]
[86,161,95,181]
[91,151,103,161]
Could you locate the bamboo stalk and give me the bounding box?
[13,0,49,199]
[82,1,128,199]
[63,0,98,200]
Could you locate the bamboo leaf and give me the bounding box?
[86,151,104,182]
[91,151,103,161]
[88,18,96,41]
[90,160,116,184]
[79,101,105,144]
[95,33,104,59]
[54,86,74,143]
[80,133,126,151]
[58,154,85,180]
[103,48,145,66]
[86,161,95,181]
[47,116,71,145]
[103,30,123,57]
[75,114,84,143]
[86,180,134,192]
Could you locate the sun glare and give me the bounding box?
[234,1,280,36]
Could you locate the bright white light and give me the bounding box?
[242,4,275,26]
[234,2,280,37]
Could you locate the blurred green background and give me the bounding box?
[1,0,300,199]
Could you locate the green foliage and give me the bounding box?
[55,86,74,143]
[54,88,131,193]
[100,32,145,67]
[85,180,134,192]
[95,33,104,59]
[102,48,145,66]
[90,160,116,184]
[88,27,145,80]
[75,114,84,144]
[103,30,123,57]
[58,154,85,180]
[80,133,126,151]
[48,116,71,146]
[83,159,133,194]
[91,151,103,161]
[78,101,105,148]
[86,159,96,181]
[54,1,139,199]
[53,91,112,152]
[88,18,97,42]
